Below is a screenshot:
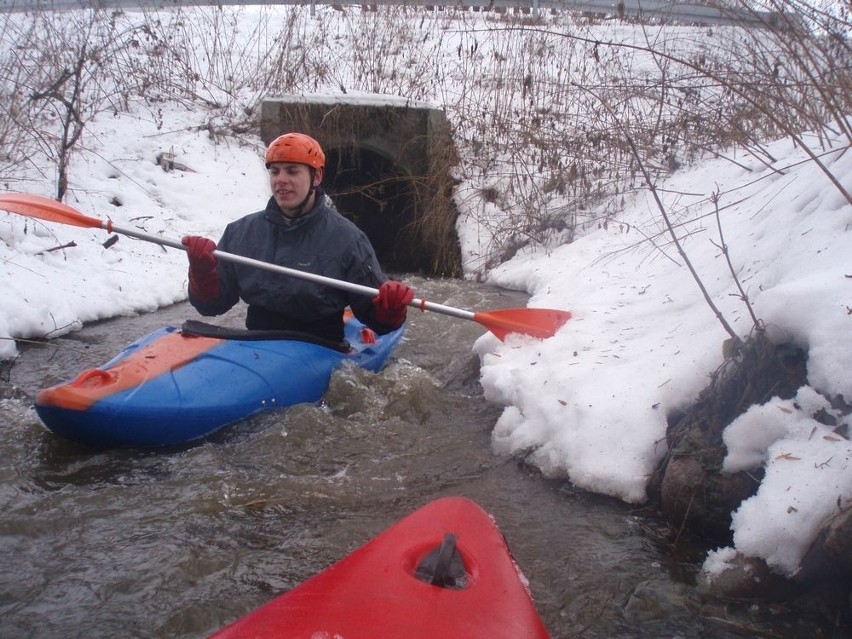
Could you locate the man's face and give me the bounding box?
[268,162,322,214]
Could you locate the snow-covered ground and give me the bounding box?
[479,131,851,578]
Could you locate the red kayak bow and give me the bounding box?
[210,496,551,638]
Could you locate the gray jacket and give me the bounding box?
[189,191,394,341]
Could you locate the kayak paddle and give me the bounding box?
[0,192,571,340]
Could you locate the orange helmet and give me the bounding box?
[265,133,325,170]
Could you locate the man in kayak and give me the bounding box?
[181,132,414,343]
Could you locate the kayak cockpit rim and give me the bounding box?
[180,319,351,352]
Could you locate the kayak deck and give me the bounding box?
[211,496,551,638]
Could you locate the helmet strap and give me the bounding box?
[282,168,318,220]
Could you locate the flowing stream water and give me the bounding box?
[0,277,831,638]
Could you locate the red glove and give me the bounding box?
[373,280,414,329]
[181,235,220,301]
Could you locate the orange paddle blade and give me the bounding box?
[0,192,104,229]
[473,308,571,340]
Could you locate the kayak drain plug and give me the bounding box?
[413,533,468,589]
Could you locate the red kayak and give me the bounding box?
[210,496,551,638]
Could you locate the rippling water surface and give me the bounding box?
[0,277,831,638]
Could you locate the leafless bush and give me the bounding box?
[448,1,848,271]
[1,10,158,198]
[0,15,42,188]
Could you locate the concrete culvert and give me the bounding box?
[262,95,462,277]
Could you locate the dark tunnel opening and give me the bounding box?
[323,146,419,275]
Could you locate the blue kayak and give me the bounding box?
[35,315,404,447]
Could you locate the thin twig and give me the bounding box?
[709,188,761,331]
